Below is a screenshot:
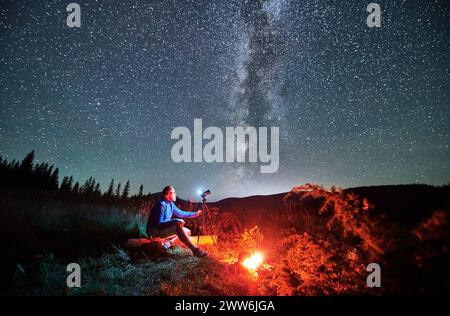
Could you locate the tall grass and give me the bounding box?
[0,190,147,236]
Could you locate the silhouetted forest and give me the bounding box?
[0,150,150,204]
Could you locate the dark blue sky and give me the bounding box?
[1,0,449,201]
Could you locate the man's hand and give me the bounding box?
[195,210,202,217]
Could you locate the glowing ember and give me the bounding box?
[241,252,264,271]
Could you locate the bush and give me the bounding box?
[259,232,367,295]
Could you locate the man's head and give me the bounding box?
[162,185,176,202]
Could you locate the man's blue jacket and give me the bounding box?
[146,199,197,233]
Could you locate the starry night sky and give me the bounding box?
[0,0,449,201]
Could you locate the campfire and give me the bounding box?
[241,252,264,272]
[232,251,268,279]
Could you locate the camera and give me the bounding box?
[200,189,211,199]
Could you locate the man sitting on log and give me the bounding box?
[146,185,208,258]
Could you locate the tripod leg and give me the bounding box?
[202,203,218,246]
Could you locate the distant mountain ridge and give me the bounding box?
[204,184,449,227]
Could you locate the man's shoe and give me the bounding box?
[193,248,208,258]
[163,241,175,250]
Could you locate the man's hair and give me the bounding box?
[162,185,173,197]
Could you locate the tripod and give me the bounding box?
[195,196,218,246]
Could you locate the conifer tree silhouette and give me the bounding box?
[122,180,130,199]
[19,150,34,174]
[115,182,122,198]
[138,184,144,197]
[50,167,59,190]
[67,176,73,190]
[94,182,101,196]
[60,176,71,191]
[72,182,80,193]
[106,179,115,197]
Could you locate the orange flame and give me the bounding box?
[241,252,264,271]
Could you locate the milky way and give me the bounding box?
[0,0,449,201]
[229,0,286,126]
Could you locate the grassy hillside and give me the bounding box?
[1,183,449,295]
